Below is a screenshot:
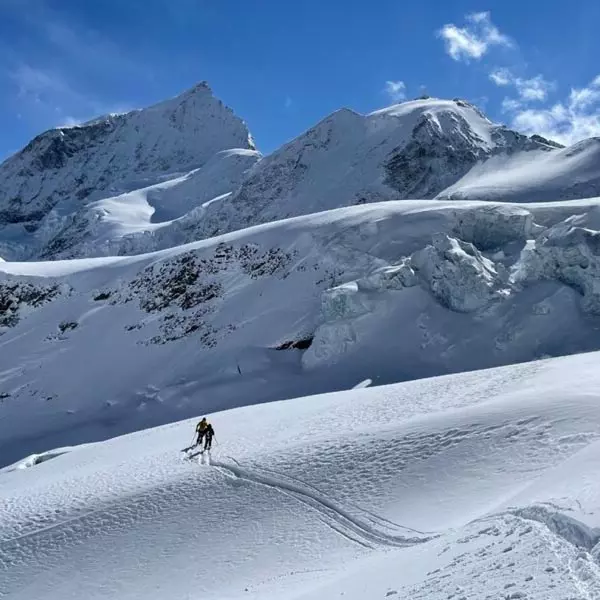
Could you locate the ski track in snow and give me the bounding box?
[211,457,434,549]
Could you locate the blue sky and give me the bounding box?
[1,0,600,160]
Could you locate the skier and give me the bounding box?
[195,417,215,451]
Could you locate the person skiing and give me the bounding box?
[195,417,215,451]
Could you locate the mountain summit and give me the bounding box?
[194,97,559,242]
[0,82,256,260]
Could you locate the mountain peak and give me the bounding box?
[0,81,256,259]
[150,80,219,111]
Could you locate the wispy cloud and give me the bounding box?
[10,64,76,103]
[490,69,554,102]
[8,62,131,127]
[1,1,141,129]
[438,12,512,62]
[384,80,406,103]
[503,75,600,145]
[284,96,293,109]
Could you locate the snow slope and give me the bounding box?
[0,82,256,260]
[439,137,600,202]
[41,148,260,259]
[4,199,600,467]
[3,351,600,599]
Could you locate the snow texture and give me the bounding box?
[3,352,600,599]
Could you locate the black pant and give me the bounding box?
[197,433,212,450]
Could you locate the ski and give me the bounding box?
[185,450,205,460]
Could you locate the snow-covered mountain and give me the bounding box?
[6,84,600,599]
[4,198,600,467]
[0,82,256,260]
[193,98,560,242]
[4,351,600,599]
[5,91,600,261]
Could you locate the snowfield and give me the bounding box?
[3,351,600,599]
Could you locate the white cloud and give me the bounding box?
[491,69,554,102]
[515,75,554,102]
[438,12,512,62]
[489,68,511,86]
[384,80,406,103]
[568,79,600,110]
[438,24,486,61]
[438,12,600,146]
[501,97,522,112]
[503,75,600,145]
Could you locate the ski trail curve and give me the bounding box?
[210,458,436,549]
[229,457,431,537]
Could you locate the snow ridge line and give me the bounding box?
[211,458,436,549]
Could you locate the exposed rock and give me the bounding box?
[115,242,298,345]
[275,337,314,350]
[0,281,63,329]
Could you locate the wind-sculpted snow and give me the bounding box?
[440,137,600,203]
[3,353,600,598]
[40,148,261,260]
